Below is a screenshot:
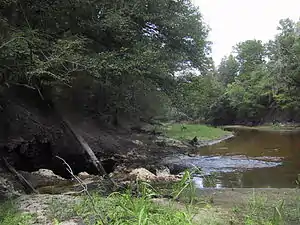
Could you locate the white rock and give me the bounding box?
[155,167,170,177]
[132,140,144,146]
[129,168,156,181]
[78,172,90,179]
[32,169,65,181]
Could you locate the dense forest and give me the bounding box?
[1,0,300,128]
[0,0,211,126]
[176,19,300,125]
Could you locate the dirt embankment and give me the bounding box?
[0,86,236,200]
[0,88,161,174]
[0,88,196,199]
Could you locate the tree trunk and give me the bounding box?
[61,119,117,189]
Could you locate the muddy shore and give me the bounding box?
[0,122,233,199]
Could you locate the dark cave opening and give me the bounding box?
[3,141,119,179]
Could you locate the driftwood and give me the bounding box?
[2,157,38,194]
[61,119,117,189]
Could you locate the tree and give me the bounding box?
[172,72,223,120]
[212,19,300,125]
[0,0,211,120]
[234,39,265,74]
[266,18,300,115]
[217,55,239,86]
[225,66,272,123]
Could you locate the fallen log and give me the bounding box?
[60,119,117,189]
[2,157,38,194]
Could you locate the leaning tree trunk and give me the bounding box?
[32,89,117,189]
[60,118,117,189]
[61,119,107,176]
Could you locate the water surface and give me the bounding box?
[193,129,300,188]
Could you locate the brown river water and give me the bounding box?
[192,128,300,188]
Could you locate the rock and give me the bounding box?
[154,136,188,148]
[32,169,65,181]
[155,166,181,182]
[0,175,22,200]
[155,167,170,177]
[20,169,67,189]
[132,140,144,146]
[78,172,90,179]
[129,168,156,181]
[126,150,138,157]
[128,167,181,183]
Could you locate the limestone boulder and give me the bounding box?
[129,168,156,182]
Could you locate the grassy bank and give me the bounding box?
[2,185,300,224]
[34,175,232,225]
[1,176,224,225]
[164,123,231,141]
[50,192,195,225]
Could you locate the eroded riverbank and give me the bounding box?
[2,124,300,225]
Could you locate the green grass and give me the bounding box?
[232,191,300,225]
[5,179,298,225]
[165,123,231,141]
[243,195,283,225]
[47,187,300,225]
[49,181,196,225]
[48,170,229,225]
[0,200,33,225]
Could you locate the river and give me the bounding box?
[182,128,300,188]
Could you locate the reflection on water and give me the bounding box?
[195,129,300,188]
